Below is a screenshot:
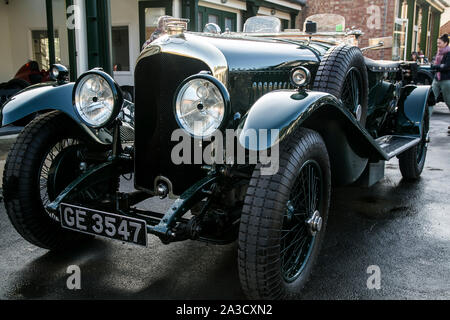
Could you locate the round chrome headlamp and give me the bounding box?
[290,67,311,88]
[74,71,122,128]
[175,76,228,137]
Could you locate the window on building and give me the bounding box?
[145,7,166,41]
[208,14,219,25]
[138,0,172,47]
[198,6,237,32]
[392,0,408,61]
[225,17,234,31]
[31,30,60,70]
[395,0,408,19]
[112,26,130,72]
[412,6,423,53]
[198,11,203,31]
[280,19,289,31]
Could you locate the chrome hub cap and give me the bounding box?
[306,210,322,236]
[355,104,362,122]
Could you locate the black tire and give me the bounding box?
[313,44,369,126]
[398,108,430,180]
[3,111,95,250]
[238,128,331,299]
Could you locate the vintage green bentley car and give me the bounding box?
[1,17,432,299]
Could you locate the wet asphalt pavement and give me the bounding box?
[0,104,449,300]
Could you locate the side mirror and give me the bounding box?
[305,21,317,34]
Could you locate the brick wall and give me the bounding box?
[441,20,450,35]
[299,0,396,60]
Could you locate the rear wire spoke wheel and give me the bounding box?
[341,68,363,122]
[238,128,331,299]
[312,44,369,126]
[398,107,430,180]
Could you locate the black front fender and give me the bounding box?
[1,83,111,144]
[239,90,384,157]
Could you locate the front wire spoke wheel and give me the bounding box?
[2,111,97,250]
[239,128,331,299]
[281,160,323,283]
[38,138,81,221]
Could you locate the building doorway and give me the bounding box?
[139,0,172,48]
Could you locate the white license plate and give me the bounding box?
[60,203,148,247]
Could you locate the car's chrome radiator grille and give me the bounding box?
[227,70,292,113]
[120,125,135,142]
[251,81,292,101]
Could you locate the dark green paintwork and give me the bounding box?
[0,82,110,145]
[182,0,198,32]
[239,90,382,156]
[366,73,396,138]
[1,83,76,126]
[238,89,383,185]
[396,85,432,137]
[85,0,113,75]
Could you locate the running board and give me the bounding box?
[375,135,421,159]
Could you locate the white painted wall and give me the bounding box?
[441,7,450,26]
[258,6,292,22]
[110,0,140,86]
[110,0,183,86]
[0,2,13,83]
[0,0,70,82]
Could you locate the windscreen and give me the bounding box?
[243,16,281,33]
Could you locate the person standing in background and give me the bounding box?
[430,34,450,132]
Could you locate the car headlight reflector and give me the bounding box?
[175,78,226,137]
[290,67,311,88]
[51,66,59,79]
[74,72,121,128]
